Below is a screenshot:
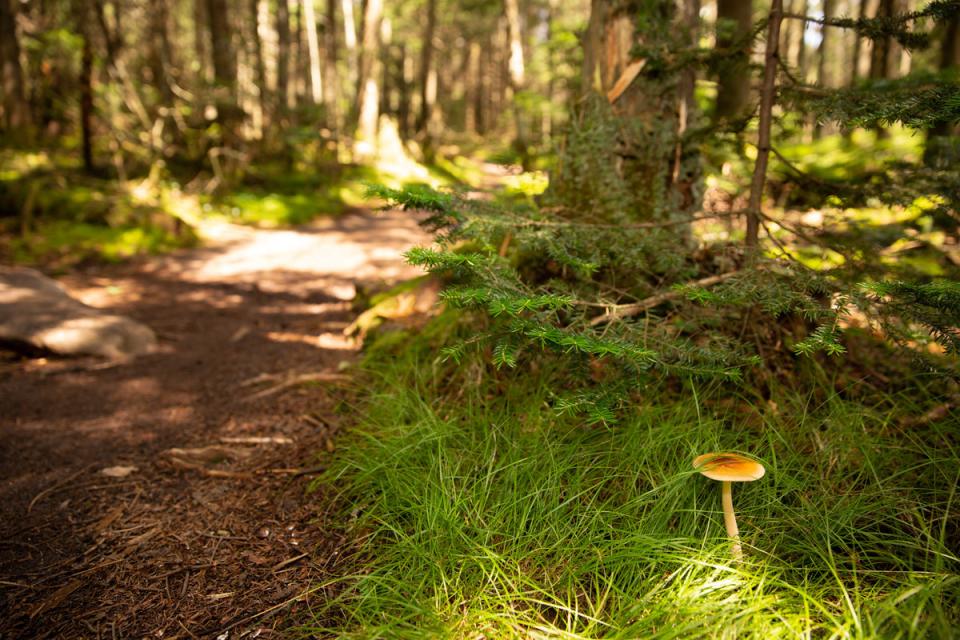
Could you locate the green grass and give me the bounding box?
[305,321,959,639]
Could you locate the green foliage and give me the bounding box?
[786,73,960,131]
[863,279,960,356]
[303,327,960,638]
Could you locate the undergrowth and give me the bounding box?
[304,315,960,639]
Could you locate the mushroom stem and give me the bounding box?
[721,481,743,561]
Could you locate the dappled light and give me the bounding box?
[2,0,958,637]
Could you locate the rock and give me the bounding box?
[0,266,157,360]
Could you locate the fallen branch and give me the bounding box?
[242,371,349,402]
[589,271,741,327]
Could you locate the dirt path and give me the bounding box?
[0,210,430,639]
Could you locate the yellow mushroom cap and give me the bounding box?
[693,452,766,482]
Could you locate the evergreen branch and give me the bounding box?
[589,271,742,326]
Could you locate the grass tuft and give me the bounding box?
[303,323,960,639]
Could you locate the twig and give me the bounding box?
[746,0,783,246]
[243,372,349,402]
[589,271,741,326]
[28,466,93,514]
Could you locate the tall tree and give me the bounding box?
[576,0,702,221]
[354,0,383,159]
[504,0,528,161]
[206,0,241,143]
[814,0,836,137]
[924,12,959,166]
[324,0,340,134]
[249,0,269,126]
[277,0,292,119]
[0,0,31,133]
[714,0,753,122]
[416,0,438,134]
[303,0,324,104]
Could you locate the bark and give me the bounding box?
[465,41,481,134]
[796,0,808,80]
[277,0,291,117]
[870,0,895,137]
[504,0,528,162]
[205,0,241,143]
[341,0,358,91]
[80,17,95,171]
[303,0,323,104]
[324,0,340,133]
[925,13,960,165]
[714,0,753,122]
[849,0,868,86]
[746,0,783,247]
[813,0,835,137]
[415,0,438,134]
[354,0,382,159]
[148,0,175,104]
[194,0,211,83]
[0,0,30,132]
[579,0,702,220]
[250,0,269,118]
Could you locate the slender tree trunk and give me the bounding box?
[924,13,959,166]
[813,0,835,138]
[354,0,382,159]
[397,44,412,137]
[194,0,211,84]
[205,0,241,145]
[324,0,340,134]
[0,0,31,133]
[341,0,358,93]
[80,16,95,171]
[276,0,291,119]
[303,0,323,104]
[465,40,481,135]
[870,0,894,137]
[504,0,528,164]
[416,0,437,134]
[796,0,808,80]
[715,0,753,122]
[849,0,867,86]
[747,0,783,246]
[249,0,269,121]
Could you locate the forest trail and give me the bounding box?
[0,209,431,639]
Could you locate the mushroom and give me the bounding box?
[693,452,765,561]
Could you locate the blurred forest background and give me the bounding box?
[2,0,960,637]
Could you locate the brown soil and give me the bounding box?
[0,211,429,639]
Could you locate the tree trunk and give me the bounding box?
[746,0,783,246]
[353,0,382,160]
[303,0,323,104]
[205,0,241,145]
[813,0,835,137]
[0,0,30,133]
[796,0,809,80]
[324,0,340,134]
[465,40,481,135]
[249,0,269,125]
[415,0,437,134]
[276,0,291,119]
[924,13,960,166]
[849,0,868,86]
[341,0,358,93]
[80,16,95,172]
[573,0,702,222]
[504,0,528,164]
[714,0,753,122]
[870,0,894,138]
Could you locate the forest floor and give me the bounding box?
[0,208,431,639]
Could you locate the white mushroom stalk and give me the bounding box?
[693,452,766,561]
